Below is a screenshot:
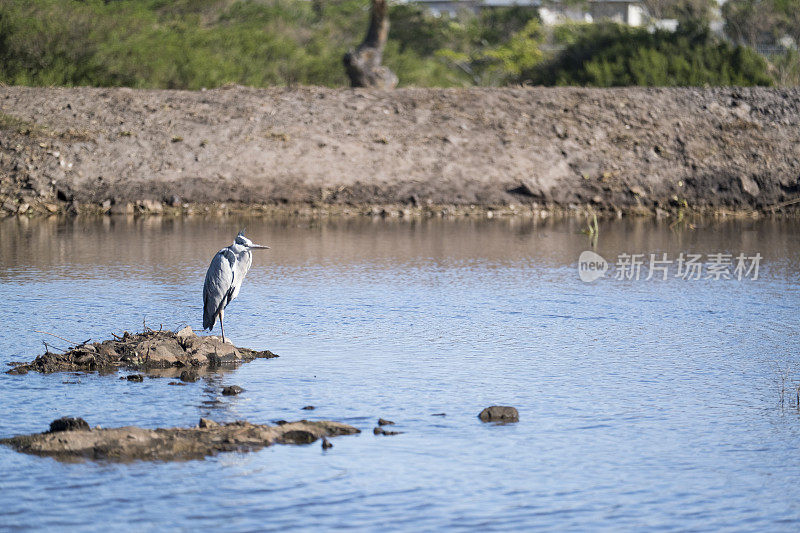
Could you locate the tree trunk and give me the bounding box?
[343,0,398,89]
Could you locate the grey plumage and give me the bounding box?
[203,231,269,343]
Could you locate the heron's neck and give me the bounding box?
[230,243,249,255]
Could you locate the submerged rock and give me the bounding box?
[373,427,403,436]
[1,418,360,462]
[221,385,244,396]
[179,370,198,383]
[478,406,519,423]
[6,328,278,375]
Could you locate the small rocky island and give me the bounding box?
[6,327,277,375]
[0,417,360,462]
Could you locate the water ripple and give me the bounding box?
[0,217,799,530]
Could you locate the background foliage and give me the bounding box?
[524,22,773,86]
[0,0,791,88]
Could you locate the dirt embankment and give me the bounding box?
[1,85,798,217]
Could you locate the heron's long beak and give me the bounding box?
[250,244,270,249]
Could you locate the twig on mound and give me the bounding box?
[42,341,67,353]
[34,330,89,347]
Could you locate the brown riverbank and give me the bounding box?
[1,86,798,218]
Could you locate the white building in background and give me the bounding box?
[588,0,645,26]
[407,0,650,27]
[538,4,592,25]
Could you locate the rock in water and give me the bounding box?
[222,385,244,396]
[6,328,278,375]
[179,370,198,383]
[2,419,360,462]
[49,417,90,433]
[373,427,403,436]
[198,418,219,429]
[478,406,519,423]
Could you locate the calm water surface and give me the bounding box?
[0,215,799,531]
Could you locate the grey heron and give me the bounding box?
[203,230,269,343]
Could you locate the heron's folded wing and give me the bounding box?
[203,249,235,329]
[229,250,253,301]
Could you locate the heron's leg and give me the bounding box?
[220,310,226,344]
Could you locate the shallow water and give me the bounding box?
[1,215,799,531]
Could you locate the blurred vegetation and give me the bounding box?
[435,19,546,86]
[642,0,716,28]
[0,0,480,88]
[723,0,800,47]
[524,22,774,86]
[767,49,800,86]
[0,0,364,88]
[0,0,786,89]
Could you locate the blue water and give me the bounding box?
[0,216,799,531]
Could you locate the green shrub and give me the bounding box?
[525,22,773,87]
[767,49,800,86]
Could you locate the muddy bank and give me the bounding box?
[0,417,359,462]
[6,327,277,375]
[0,86,798,218]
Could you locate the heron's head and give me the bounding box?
[234,230,269,250]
